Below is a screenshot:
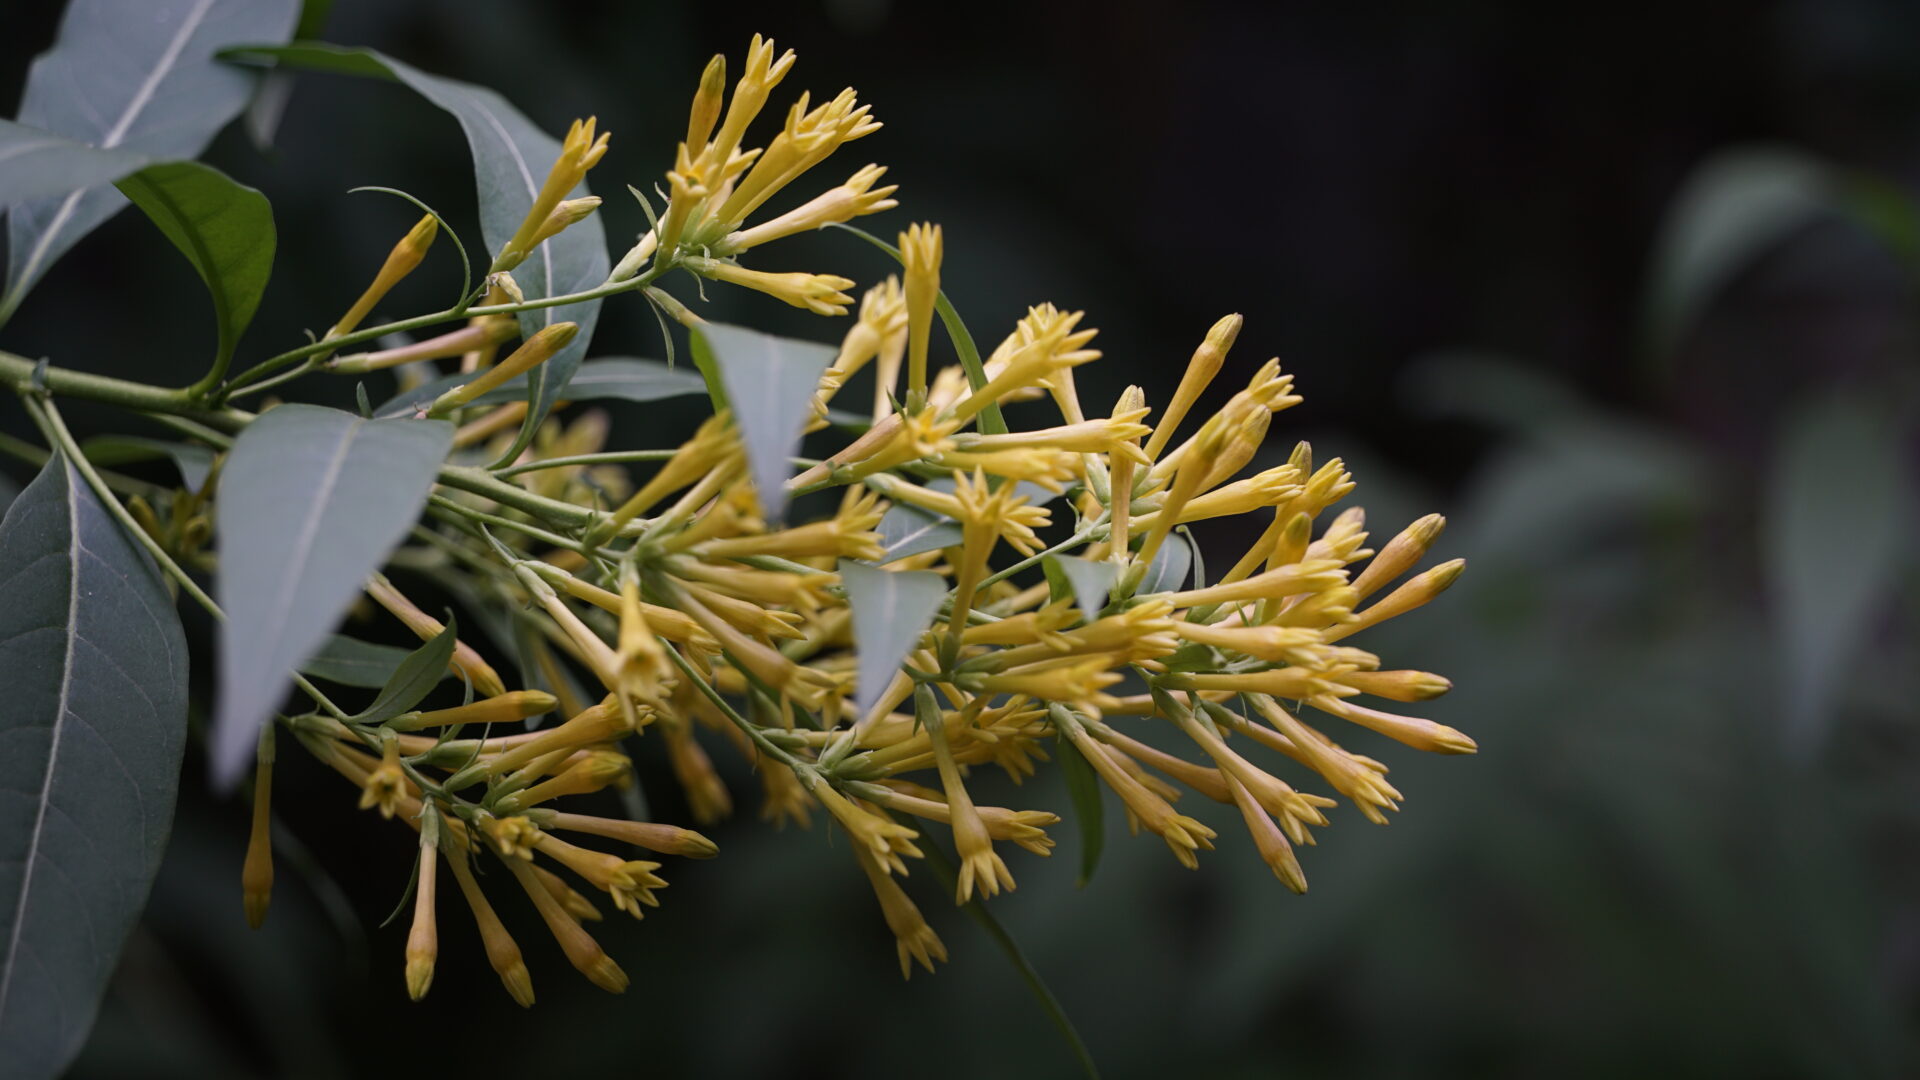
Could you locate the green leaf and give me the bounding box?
[1044,554,1117,623]
[0,118,150,207]
[0,450,188,1080]
[1052,724,1106,888]
[1642,147,1833,361]
[1137,530,1192,594]
[212,404,452,788]
[374,357,706,419]
[693,323,836,522]
[1764,390,1910,756]
[351,618,457,724]
[839,560,947,721]
[2,0,299,323]
[222,43,608,465]
[78,435,216,493]
[115,161,274,382]
[299,634,423,689]
[874,502,962,563]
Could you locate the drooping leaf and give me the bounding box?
[116,161,274,378]
[0,118,150,207]
[374,357,706,419]
[2,0,299,322]
[1044,554,1118,623]
[0,451,188,1080]
[212,404,452,788]
[1137,530,1192,594]
[695,322,836,522]
[79,434,216,493]
[299,634,424,689]
[839,560,948,721]
[1641,147,1833,361]
[874,502,962,563]
[351,618,457,724]
[1764,391,1910,756]
[1052,725,1106,888]
[220,43,608,464]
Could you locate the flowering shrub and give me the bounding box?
[0,9,1469,1077]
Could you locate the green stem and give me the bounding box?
[223,268,664,397]
[426,495,591,556]
[661,641,807,770]
[0,349,248,427]
[490,448,678,478]
[977,522,1106,592]
[226,356,321,401]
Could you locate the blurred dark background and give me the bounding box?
[4,1,1919,1077]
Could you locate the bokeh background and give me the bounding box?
[4,1,1919,1076]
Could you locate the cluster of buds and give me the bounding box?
[240,35,1471,1000]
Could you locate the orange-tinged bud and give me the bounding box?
[392,691,559,731]
[328,214,437,340]
[428,322,579,417]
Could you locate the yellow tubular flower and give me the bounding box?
[900,222,942,401]
[1059,716,1215,868]
[809,777,923,872]
[926,700,1014,903]
[479,813,542,859]
[358,736,408,819]
[1322,558,1467,641]
[699,35,798,178]
[390,691,558,731]
[501,855,629,993]
[405,827,440,1001]
[541,810,718,858]
[665,718,733,825]
[1349,513,1448,600]
[494,117,610,272]
[364,572,506,699]
[427,322,579,417]
[726,164,899,253]
[1145,313,1242,460]
[1225,771,1307,894]
[852,842,948,979]
[683,255,857,315]
[442,840,535,1007]
[328,214,437,340]
[686,53,727,152]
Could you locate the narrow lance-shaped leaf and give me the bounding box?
[375,357,706,419]
[352,617,458,725]
[1764,391,1910,757]
[219,43,607,463]
[3,0,299,321]
[300,634,427,689]
[697,322,837,523]
[213,404,452,788]
[839,560,948,721]
[1052,723,1106,889]
[116,160,274,381]
[0,451,188,1080]
[1045,555,1118,623]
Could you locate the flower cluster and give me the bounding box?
[242,34,1470,1002]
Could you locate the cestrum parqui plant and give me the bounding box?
[0,16,1471,1073]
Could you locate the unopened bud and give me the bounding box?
[428,322,579,416]
[1350,513,1447,600]
[328,214,438,340]
[1146,313,1241,459]
[687,53,727,150]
